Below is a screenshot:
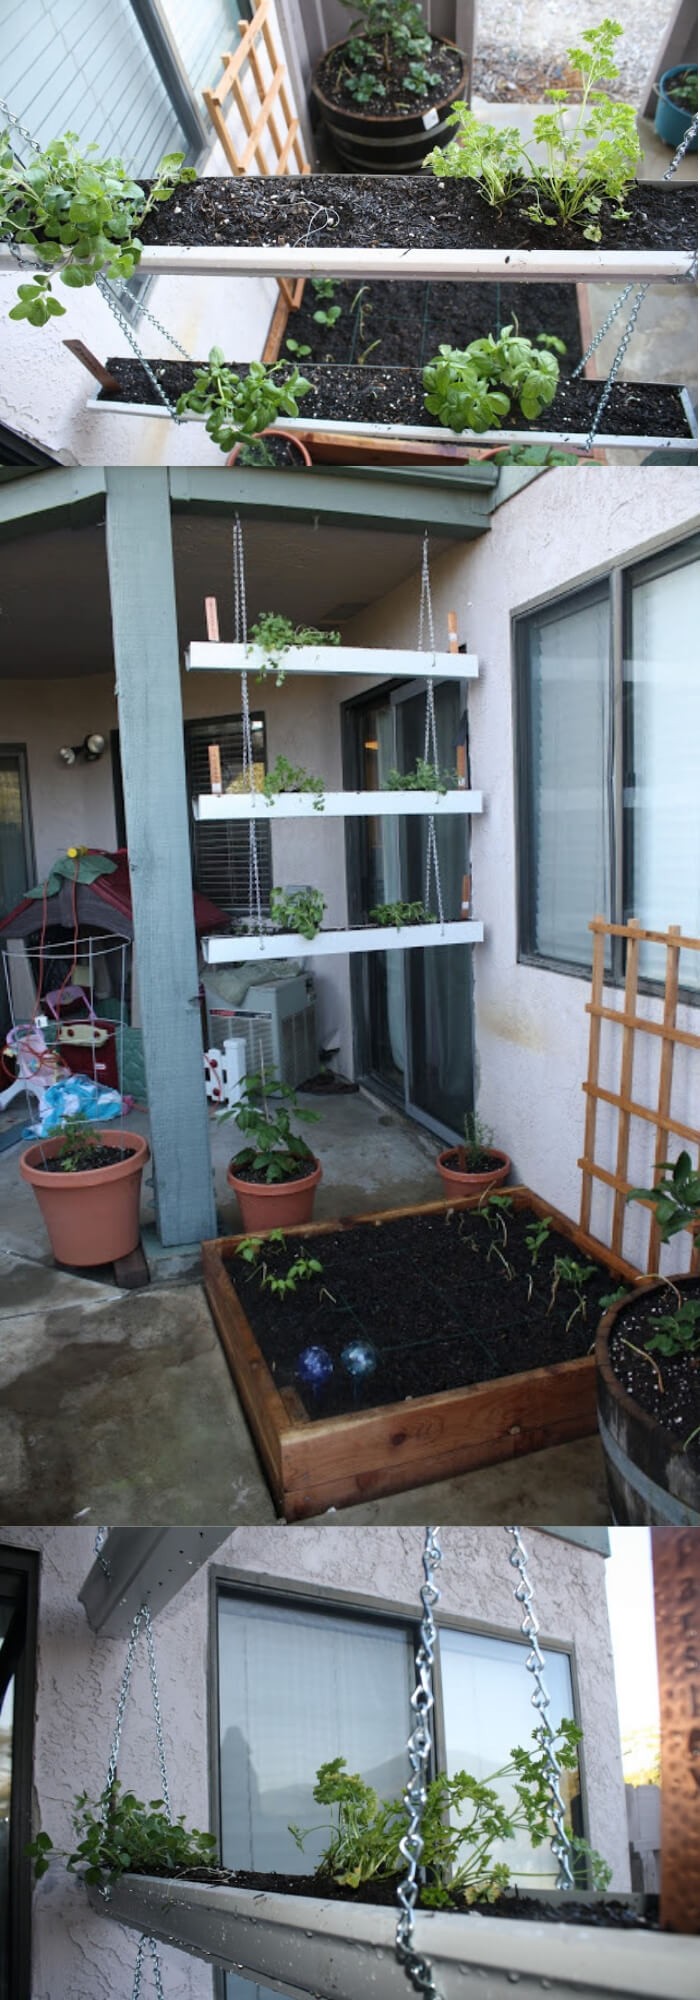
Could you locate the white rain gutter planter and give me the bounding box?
[10,242,688,281]
[185,642,476,680]
[201,921,483,964]
[193,790,482,820]
[85,397,697,456]
[89,1876,699,2000]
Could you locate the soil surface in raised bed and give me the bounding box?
[608,1278,700,1472]
[283,279,583,369]
[134,1865,659,1928]
[101,359,692,441]
[37,1144,136,1173]
[222,1206,618,1419]
[139,174,697,254]
[314,37,464,115]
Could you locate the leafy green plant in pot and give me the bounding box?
[310,0,470,173]
[436,1110,511,1200]
[221,1070,322,1231]
[595,1151,700,1525]
[19,1115,149,1266]
[653,66,698,153]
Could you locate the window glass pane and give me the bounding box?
[439,1628,579,1888]
[524,593,612,968]
[218,1592,414,2000]
[625,548,700,991]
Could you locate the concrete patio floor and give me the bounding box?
[0,1088,611,1526]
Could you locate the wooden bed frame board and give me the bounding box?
[202,1187,639,1520]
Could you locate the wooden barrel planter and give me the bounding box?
[310,38,469,173]
[596,1277,700,1525]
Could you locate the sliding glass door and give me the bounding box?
[345,682,475,1140]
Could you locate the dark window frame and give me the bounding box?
[111,709,271,915]
[207,1562,589,2000]
[0,1544,39,2000]
[514,531,700,1003]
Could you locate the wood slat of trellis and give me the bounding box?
[579,917,700,1273]
[203,0,310,316]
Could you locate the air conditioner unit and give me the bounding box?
[202,973,317,1089]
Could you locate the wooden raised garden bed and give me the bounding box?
[202,1189,638,1520]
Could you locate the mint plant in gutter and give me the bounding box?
[423,326,565,433]
[175,352,311,454]
[425,20,641,242]
[248,612,340,686]
[0,132,194,324]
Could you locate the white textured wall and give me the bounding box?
[3,1525,630,2000]
[344,469,700,1270]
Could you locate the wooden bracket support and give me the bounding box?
[63,339,120,393]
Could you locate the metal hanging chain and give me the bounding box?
[505,1527,574,1891]
[575,110,699,450]
[233,519,263,936]
[131,1934,166,2000]
[104,1602,172,1821]
[395,1527,444,2000]
[417,537,445,926]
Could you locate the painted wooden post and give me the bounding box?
[105,469,216,1246]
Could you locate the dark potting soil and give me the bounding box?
[38,1145,136,1173]
[100,359,692,442]
[134,1865,658,1928]
[282,279,583,370]
[222,1206,618,1420]
[314,38,465,116]
[608,1278,700,1472]
[229,1156,317,1187]
[441,1149,499,1174]
[138,174,697,255]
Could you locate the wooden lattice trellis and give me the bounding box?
[579,917,700,1273]
[203,0,310,312]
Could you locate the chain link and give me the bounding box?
[105,1603,172,1819]
[661,110,698,179]
[582,282,650,450]
[395,1527,443,2000]
[418,537,445,927]
[505,1527,574,1890]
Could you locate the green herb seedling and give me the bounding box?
[270,885,326,940]
[262,1250,323,1298]
[248,611,340,686]
[26,1780,217,1887]
[386,757,459,795]
[262,755,326,810]
[524,1215,553,1299]
[369,899,437,927]
[175,353,311,456]
[645,1299,700,1359]
[549,1255,595,1331]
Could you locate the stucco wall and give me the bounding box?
[2,1525,630,2000]
[343,468,700,1270]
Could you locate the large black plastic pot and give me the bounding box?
[596,1276,700,1524]
[310,36,469,172]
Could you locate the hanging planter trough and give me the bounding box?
[200,921,482,965]
[201,1191,638,1520]
[89,360,697,457]
[23,171,691,282]
[193,791,482,820]
[89,1874,699,1996]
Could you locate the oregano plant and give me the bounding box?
[175,352,311,455]
[0,133,195,324]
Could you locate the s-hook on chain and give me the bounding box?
[418,537,445,927]
[505,1527,574,1890]
[395,1527,444,2000]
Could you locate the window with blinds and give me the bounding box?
[516,536,700,994]
[185,713,272,917]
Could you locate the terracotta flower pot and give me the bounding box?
[226,431,312,467]
[436,1147,511,1200]
[20,1128,149,1266]
[227,1157,322,1232]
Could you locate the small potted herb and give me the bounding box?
[423,326,565,434]
[19,1114,149,1266]
[222,1071,322,1230]
[436,1111,511,1199]
[654,64,698,153]
[310,0,469,173]
[596,1152,700,1523]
